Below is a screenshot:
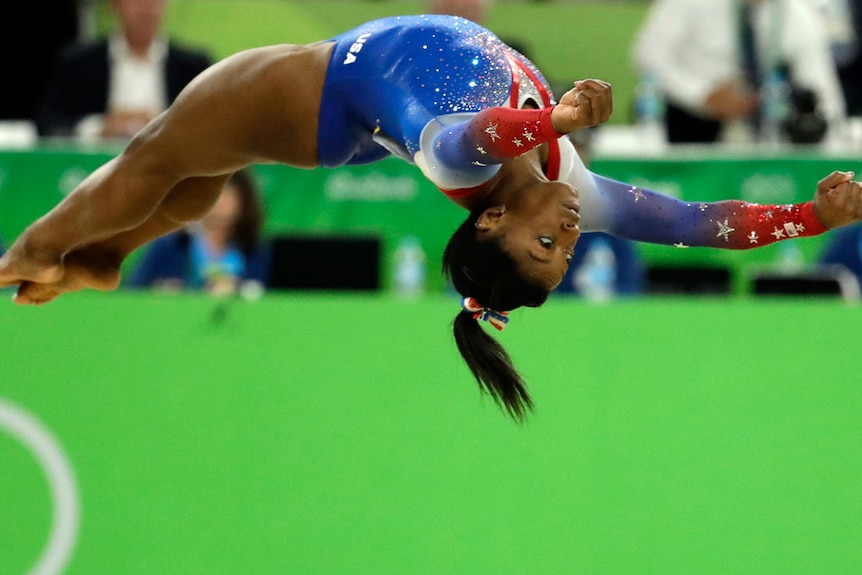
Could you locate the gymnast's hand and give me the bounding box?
[813,171,862,229]
[0,240,121,305]
[551,79,613,134]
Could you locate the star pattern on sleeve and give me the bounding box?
[716,219,735,241]
[595,191,826,251]
[449,106,559,164]
[485,123,501,141]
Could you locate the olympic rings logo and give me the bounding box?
[0,398,80,575]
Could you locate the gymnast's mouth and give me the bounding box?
[562,202,580,225]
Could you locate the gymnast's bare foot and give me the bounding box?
[1,243,122,305]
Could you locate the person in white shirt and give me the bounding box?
[35,0,212,141]
[631,0,846,144]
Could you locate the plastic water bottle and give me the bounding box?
[777,241,804,272]
[574,237,617,302]
[760,68,790,144]
[634,71,666,150]
[393,235,426,298]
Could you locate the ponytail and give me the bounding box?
[452,308,533,420]
[443,212,550,420]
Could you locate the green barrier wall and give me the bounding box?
[3,148,862,292]
[1,292,860,574]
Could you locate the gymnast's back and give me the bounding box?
[316,15,549,167]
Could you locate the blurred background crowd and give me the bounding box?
[2,0,862,300]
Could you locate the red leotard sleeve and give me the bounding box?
[430,106,562,169]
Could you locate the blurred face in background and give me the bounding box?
[427,0,494,24]
[201,181,242,247]
[111,0,168,47]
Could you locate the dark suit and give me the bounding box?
[35,38,212,137]
[0,0,79,121]
[837,1,862,117]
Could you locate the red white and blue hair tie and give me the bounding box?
[461,297,510,331]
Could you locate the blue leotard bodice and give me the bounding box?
[317,15,550,167]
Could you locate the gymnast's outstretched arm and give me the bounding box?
[568,155,862,248]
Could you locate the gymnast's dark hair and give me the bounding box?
[227,168,265,256]
[442,209,550,421]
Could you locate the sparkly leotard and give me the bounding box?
[317,15,827,249]
[318,16,553,171]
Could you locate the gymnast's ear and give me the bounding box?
[474,206,506,231]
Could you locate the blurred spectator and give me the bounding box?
[632,0,845,144]
[127,169,270,295]
[817,222,862,286]
[0,1,80,122]
[35,0,212,141]
[425,0,533,58]
[426,0,493,24]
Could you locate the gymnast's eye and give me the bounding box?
[537,236,554,249]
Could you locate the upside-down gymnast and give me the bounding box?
[2,15,862,419]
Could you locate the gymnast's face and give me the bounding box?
[476,181,581,290]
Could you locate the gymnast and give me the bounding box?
[2,15,861,418]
